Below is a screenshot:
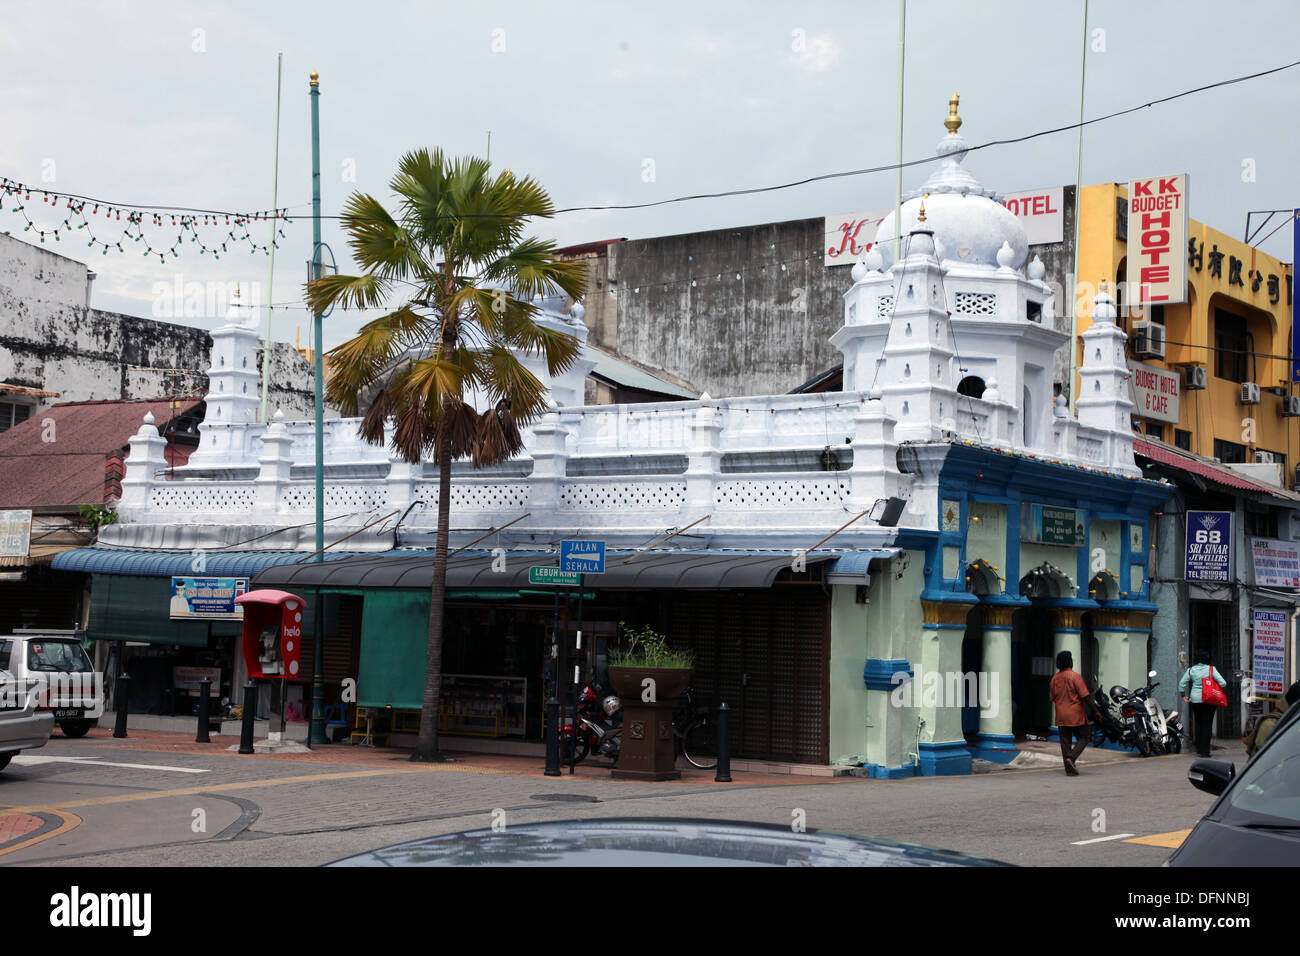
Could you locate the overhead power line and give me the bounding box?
[4,56,1299,225]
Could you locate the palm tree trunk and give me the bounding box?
[412,427,452,762]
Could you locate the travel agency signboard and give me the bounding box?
[824,186,1065,267]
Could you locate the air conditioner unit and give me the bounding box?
[1131,321,1165,359]
[1283,395,1300,417]
[1240,382,1261,405]
[1183,365,1208,390]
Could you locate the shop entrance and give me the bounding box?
[667,588,829,764]
[1191,599,1241,737]
[1010,604,1054,737]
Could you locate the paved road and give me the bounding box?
[0,730,1236,867]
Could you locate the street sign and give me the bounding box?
[560,540,605,574]
[529,566,581,587]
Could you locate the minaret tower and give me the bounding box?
[876,202,960,442]
[204,285,261,425]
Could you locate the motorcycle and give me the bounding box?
[1131,670,1184,755]
[1110,684,1160,757]
[558,682,622,763]
[1091,685,1134,749]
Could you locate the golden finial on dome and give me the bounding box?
[234,282,241,300]
[918,196,927,222]
[944,92,962,134]
[309,71,320,87]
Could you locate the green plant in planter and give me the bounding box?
[611,622,693,670]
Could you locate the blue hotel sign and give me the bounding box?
[1185,511,1232,583]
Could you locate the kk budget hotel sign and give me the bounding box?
[1126,174,1189,305]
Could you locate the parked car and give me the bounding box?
[1166,699,1300,866]
[327,818,1014,867]
[0,659,54,773]
[0,629,101,738]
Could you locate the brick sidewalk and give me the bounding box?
[69,727,844,787]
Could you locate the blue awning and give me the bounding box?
[51,547,362,578]
[825,549,899,583]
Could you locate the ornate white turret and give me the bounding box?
[1077,284,1135,432]
[873,215,960,443]
[204,286,261,426]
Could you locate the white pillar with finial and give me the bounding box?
[118,412,169,517]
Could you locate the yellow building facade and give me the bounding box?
[1075,183,1295,485]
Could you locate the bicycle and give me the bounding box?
[673,687,717,770]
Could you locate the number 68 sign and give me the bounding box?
[1185,510,1232,583]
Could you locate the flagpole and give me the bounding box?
[259,53,283,423]
[1069,0,1089,414]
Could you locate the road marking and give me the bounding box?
[12,755,209,774]
[1071,832,1136,845]
[0,809,81,858]
[0,764,505,817]
[1124,829,1191,848]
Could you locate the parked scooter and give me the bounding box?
[558,682,623,763]
[1091,685,1135,749]
[1110,684,1160,756]
[1131,670,1184,754]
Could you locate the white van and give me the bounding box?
[0,629,102,738]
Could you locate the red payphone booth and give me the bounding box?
[236,590,306,681]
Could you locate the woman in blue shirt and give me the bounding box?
[1178,650,1227,757]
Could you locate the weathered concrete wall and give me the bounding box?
[610,218,849,398]
[0,233,318,417]
[607,199,1079,400]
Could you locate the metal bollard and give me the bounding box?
[544,696,561,776]
[195,677,212,743]
[238,680,257,754]
[112,674,130,739]
[714,701,732,783]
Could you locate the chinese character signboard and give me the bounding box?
[169,577,249,620]
[1251,608,1287,697]
[1127,361,1181,423]
[1185,511,1231,583]
[1126,174,1189,305]
[1293,209,1300,382]
[0,510,32,558]
[1250,537,1300,588]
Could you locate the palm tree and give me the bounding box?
[305,149,587,761]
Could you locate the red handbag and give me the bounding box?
[1202,676,1228,707]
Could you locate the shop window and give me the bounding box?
[1214,309,1251,383]
[1174,429,1192,451]
[1143,422,1165,441]
[1244,508,1277,539]
[0,401,32,433]
[1213,438,1246,464]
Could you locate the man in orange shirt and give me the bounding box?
[1049,651,1100,776]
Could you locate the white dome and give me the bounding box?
[871,94,1028,272]
[875,192,1027,271]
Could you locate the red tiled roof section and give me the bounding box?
[1133,438,1280,494]
[0,398,202,509]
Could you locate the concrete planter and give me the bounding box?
[608,666,691,781]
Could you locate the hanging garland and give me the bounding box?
[0,177,293,264]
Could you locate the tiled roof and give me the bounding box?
[1133,438,1298,498]
[0,398,201,509]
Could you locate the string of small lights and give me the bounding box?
[0,177,292,264]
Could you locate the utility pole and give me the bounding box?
[259,53,284,423]
[308,70,327,747]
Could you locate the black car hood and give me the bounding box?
[327,818,1014,867]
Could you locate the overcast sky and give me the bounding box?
[3,0,1298,350]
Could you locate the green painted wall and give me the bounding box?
[965,502,1008,587]
[828,551,924,768]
